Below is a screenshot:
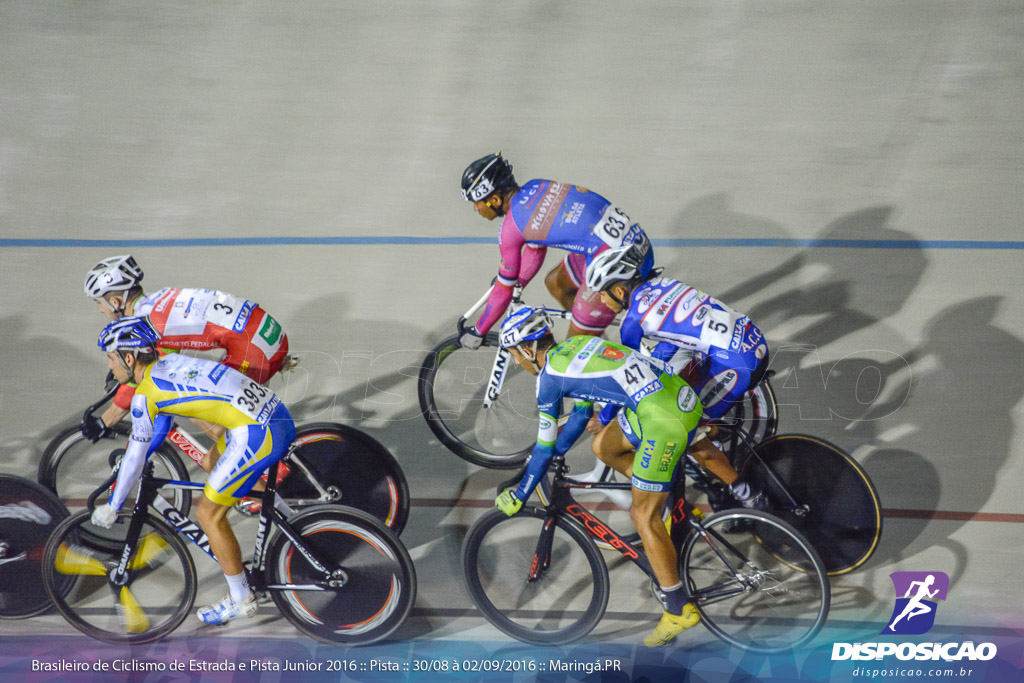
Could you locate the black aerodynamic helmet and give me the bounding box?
[461,152,516,202]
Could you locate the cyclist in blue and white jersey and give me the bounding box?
[89,316,296,627]
[493,307,702,647]
[585,244,771,508]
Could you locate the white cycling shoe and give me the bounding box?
[197,593,257,625]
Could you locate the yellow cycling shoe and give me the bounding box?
[643,604,700,647]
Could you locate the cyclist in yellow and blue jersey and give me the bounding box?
[89,316,296,626]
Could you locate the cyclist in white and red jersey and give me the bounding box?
[82,255,295,474]
[457,152,655,349]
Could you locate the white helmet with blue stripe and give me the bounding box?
[499,306,553,350]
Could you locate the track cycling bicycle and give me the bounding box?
[422,286,880,574]
[694,429,882,576]
[520,377,880,576]
[418,285,777,470]
[38,385,410,540]
[0,474,72,618]
[41,457,416,645]
[463,454,830,653]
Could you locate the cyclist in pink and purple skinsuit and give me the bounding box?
[457,152,655,349]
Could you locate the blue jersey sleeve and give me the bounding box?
[555,400,593,455]
[651,340,679,363]
[618,310,645,351]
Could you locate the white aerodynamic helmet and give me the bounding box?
[84,255,144,299]
[584,239,651,293]
[499,306,554,350]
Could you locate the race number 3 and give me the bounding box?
[204,292,253,331]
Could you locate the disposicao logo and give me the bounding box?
[883,571,949,636]
[831,570,997,662]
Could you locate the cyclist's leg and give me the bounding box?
[545,255,580,310]
[629,377,702,646]
[196,404,295,622]
[689,352,768,506]
[630,488,675,582]
[591,415,639,477]
[188,419,224,472]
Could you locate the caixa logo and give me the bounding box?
[831,571,998,662]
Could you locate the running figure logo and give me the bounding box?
[882,571,949,635]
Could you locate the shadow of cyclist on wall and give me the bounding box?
[664,201,928,444]
[734,205,926,350]
[857,296,1024,588]
[0,314,109,477]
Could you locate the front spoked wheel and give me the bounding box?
[38,424,192,551]
[738,434,882,575]
[418,334,537,469]
[281,424,410,535]
[462,507,609,645]
[266,505,416,645]
[681,509,830,653]
[0,475,72,618]
[42,510,197,644]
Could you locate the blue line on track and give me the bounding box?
[2,236,1023,249]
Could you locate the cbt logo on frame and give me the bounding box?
[883,571,949,636]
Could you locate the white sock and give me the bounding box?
[730,481,751,501]
[225,571,251,603]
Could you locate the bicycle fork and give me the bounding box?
[484,348,512,407]
[527,516,557,581]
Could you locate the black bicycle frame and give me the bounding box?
[102,461,335,592]
[533,458,751,604]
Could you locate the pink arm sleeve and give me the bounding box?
[475,217,527,334]
[474,282,515,335]
[517,244,547,286]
